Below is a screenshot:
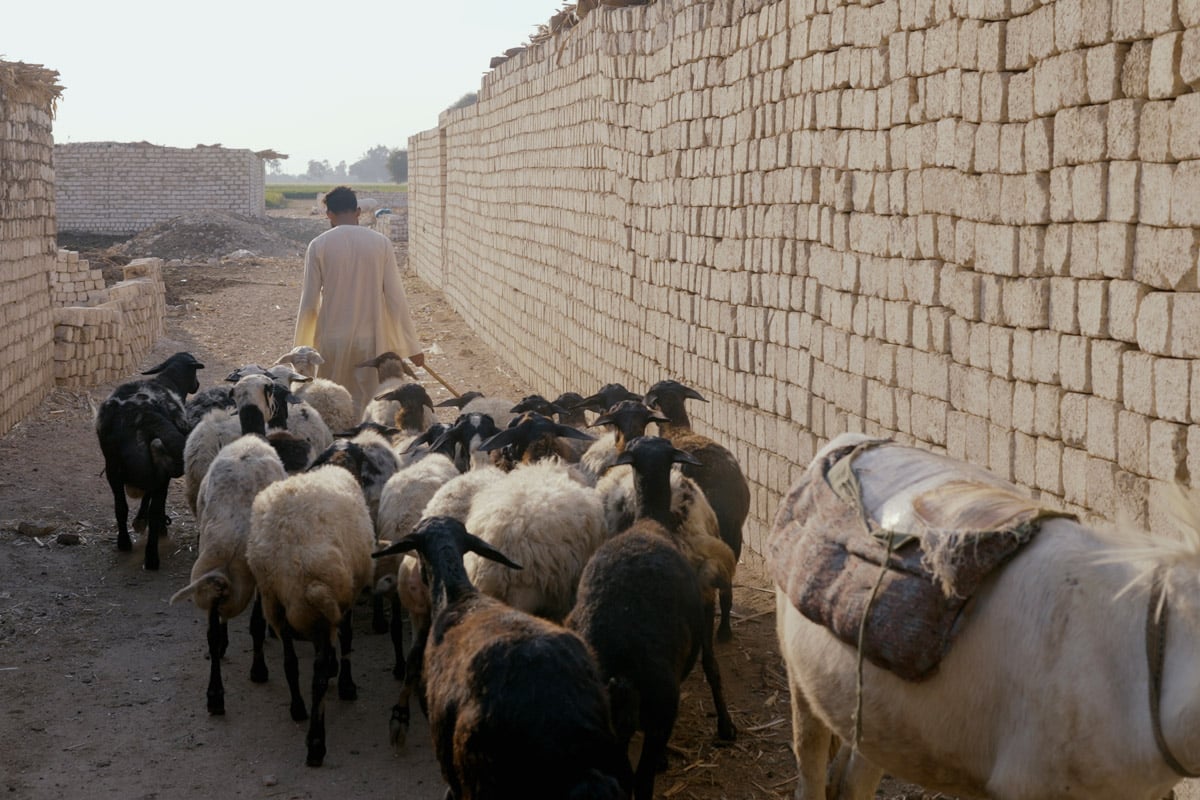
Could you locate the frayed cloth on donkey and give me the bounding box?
[767,434,1073,681]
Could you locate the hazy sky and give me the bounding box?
[6,0,563,174]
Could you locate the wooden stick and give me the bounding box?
[419,361,460,398]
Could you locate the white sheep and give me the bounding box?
[247,464,375,767]
[273,347,357,434]
[356,352,421,425]
[182,375,316,515]
[373,449,461,678]
[463,459,607,621]
[171,433,286,715]
[435,390,519,429]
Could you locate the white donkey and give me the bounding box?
[770,432,1200,800]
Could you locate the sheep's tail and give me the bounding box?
[303,583,343,642]
[170,571,230,607]
[689,535,736,594]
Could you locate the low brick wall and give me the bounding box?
[55,142,267,236]
[51,257,166,389]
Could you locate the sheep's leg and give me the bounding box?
[389,594,405,681]
[305,640,335,767]
[281,630,307,722]
[717,584,734,643]
[132,494,151,533]
[249,595,269,683]
[700,599,736,741]
[336,611,357,701]
[390,620,427,748]
[106,471,132,552]
[206,604,226,715]
[635,725,673,800]
[142,488,168,571]
[371,593,388,634]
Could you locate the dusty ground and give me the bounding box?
[0,205,934,799]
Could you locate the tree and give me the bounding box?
[349,145,393,183]
[305,159,335,181]
[445,92,478,112]
[387,149,408,184]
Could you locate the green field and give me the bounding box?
[267,183,408,201]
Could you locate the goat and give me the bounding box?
[95,351,204,570]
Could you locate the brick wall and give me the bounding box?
[55,142,266,236]
[0,61,169,434]
[0,61,60,437]
[51,256,166,389]
[409,0,1200,561]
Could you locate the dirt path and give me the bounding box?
[0,211,931,799]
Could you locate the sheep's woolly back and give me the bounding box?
[377,453,460,543]
[422,466,505,522]
[596,464,719,541]
[464,461,606,620]
[286,399,333,459]
[596,463,725,599]
[174,436,286,618]
[247,465,375,637]
[296,378,356,434]
[183,408,241,515]
[577,432,619,486]
[460,395,518,428]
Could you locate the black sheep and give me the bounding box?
[643,379,750,642]
[375,516,631,800]
[95,351,204,570]
[567,435,736,800]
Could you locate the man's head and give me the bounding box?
[324,185,360,223]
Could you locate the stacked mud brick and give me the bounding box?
[51,257,166,389]
[409,0,1200,553]
[0,61,61,437]
[54,142,267,236]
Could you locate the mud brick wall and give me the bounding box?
[51,258,166,389]
[55,142,266,236]
[0,62,61,437]
[409,0,1200,559]
[51,249,107,307]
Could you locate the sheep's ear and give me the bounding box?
[556,424,595,442]
[650,410,672,425]
[463,532,522,571]
[572,392,607,412]
[373,536,421,558]
[403,426,440,454]
[673,448,704,467]
[275,352,296,365]
[589,411,616,428]
[476,427,520,452]
[612,450,636,468]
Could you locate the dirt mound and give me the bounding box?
[110,210,326,261]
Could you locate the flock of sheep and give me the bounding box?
[93,346,751,799]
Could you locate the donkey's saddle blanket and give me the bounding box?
[767,434,1071,681]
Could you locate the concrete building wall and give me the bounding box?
[409,0,1200,564]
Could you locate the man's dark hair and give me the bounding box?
[324,185,358,214]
